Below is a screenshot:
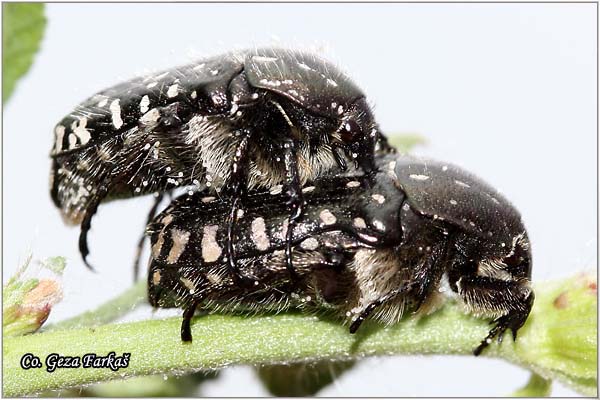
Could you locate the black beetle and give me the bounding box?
[147,153,533,355]
[49,48,389,281]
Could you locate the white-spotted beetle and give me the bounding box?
[147,153,533,356]
[49,48,390,281]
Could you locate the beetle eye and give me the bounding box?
[340,119,361,143]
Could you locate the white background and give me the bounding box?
[3,3,597,396]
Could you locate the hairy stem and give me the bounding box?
[3,275,596,397]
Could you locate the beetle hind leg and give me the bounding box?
[181,301,200,342]
[225,128,259,287]
[132,193,166,282]
[281,138,304,284]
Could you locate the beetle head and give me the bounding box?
[454,229,532,283]
[478,231,532,281]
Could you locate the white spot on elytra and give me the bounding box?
[409,174,429,181]
[251,217,270,251]
[140,95,150,113]
[167,228,190,264]
[326,78,338,87]
[372,220,386,231]
[54,125,65,152]
[302,186,315,193]
[455,180,470,188]
[167,84,179,98]
[442,165,448,171]
[346,181,360,188]
[270,185,283,195]
[359,233,378,243]
[319,209,336,225]
[152,270,161,285]
[146,82,158,89]
[140,108,160,124]
[300,237,319,250]
[109,99,123,129]
[68,134,77,149]
[201,196,216,203]
[371,194,385,204]
[273,220,288,242]
[152,231,165,258]
[190,91,197,99]
[97,98,108,107]
[450,199,458,205]
[201,225,221,262]
[353,217,367,229]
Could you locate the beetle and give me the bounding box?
[49,48,390,281]
[147,153,533,355]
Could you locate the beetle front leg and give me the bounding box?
[78,184,110,271]
[452,274,534,355]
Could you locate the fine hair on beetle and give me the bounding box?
[147,153,533,356]
[49,47,391,282]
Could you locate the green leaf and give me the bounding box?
[48,371,219,397]
[256,360,355,396]
[511,373,552,397]
[387,133,427,153]
[2,3,46,102]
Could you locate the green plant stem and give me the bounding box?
[3,276,596,397]
[3,303,490,396]
[46,281,146,331]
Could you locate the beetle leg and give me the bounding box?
[451,274,534,355]
[411,241,450,311]
[332,145,348,171]
[181,301,200,342]
[281,138,303,283]
[349,281,415,334]
[78,184,110,271]
[132,192,166,282]
[226,128,259,287]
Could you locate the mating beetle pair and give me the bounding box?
[50,48,533,355]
